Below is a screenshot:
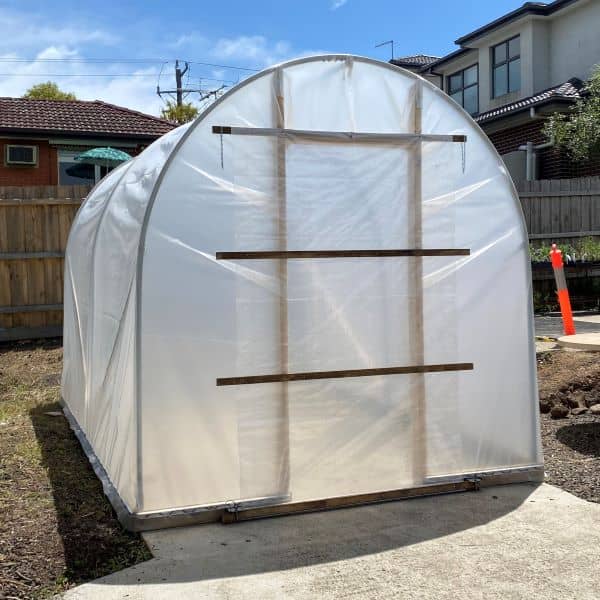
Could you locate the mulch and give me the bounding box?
[0,339,150,599]
[537,350,600,503]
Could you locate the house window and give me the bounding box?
[57,150,109,185]
[448,64,479,116]
[5,145,38,166]
[492,36,520,97]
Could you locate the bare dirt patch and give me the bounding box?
[537,350,600,503]
[0,339,150,599]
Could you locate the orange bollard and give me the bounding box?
[549,244,576,336]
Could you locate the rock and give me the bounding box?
[586,396,600,407]
[539,399,553,414]
[551,404,570,419]
[590,404,600,415]
[567,391,586,409]
[572,407,589,416]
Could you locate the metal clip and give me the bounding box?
[464,475,481,491]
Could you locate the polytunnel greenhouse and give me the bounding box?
[61,55,543,530]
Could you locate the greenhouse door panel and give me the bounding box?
[214,83,473,506]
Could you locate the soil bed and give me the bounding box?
[0,339,150,599]
[537,350,600,503]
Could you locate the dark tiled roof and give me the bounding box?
[475,78,584,124]
[0,97,175,139]
[390,54,440,68]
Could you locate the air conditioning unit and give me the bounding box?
[5,145,38,166]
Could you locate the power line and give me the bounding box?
[0,72,160,77]
[0,72,239,83]
[0,57,260,72]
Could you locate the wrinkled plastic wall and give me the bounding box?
[62,125,189,510]
[63,56,541,516]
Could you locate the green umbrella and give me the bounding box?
[75,147,132,167]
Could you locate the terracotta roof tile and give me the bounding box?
[0,97,175,139]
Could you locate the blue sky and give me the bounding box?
[0,0,528,115]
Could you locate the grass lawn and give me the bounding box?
[0,339,151,599]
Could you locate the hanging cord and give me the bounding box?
[461,140,466,173]
[220,133,224,169]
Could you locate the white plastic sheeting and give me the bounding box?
[62,55,541,518]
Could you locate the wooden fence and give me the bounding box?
[517,177,600,245]
[0,185,91,342]
[2,178,600,341]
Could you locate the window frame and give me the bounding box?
[446,63,479,116]
[5,144,38,166]
[492,35,521,98]
[57,149,109,185]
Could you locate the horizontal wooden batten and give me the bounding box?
[0,325,63,342]
[0,198,83,206]
[217,362,473,386]
[0,303,63,314]
[212,125,467,144]
[0,251,64,260]
[519,190,600,198]
[216,249,470,260]
[222,480,477,523]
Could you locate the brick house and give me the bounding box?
[392,0,600,181]
[0,98,174,187]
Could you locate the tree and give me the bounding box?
[23,81,77,101]
[544,67,600,161]
[160,101,199,124]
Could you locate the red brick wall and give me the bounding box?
[485,119,600,179]
[0,139,57,186]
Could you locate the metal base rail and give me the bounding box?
[61,399,544,532]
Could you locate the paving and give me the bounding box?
[535,314,600,338]
[63,483,600,600]
[558,332,600,351]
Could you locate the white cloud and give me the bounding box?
[0,6,314,116]
[0,7,118,50]
[168,32,208,49]
[211,35,293,68]
[331,0,348,9]
[0,44,163,116]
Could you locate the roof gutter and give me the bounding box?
[0,127,167,141]
[455,0,581,46]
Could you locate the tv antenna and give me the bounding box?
[375,40,395,60]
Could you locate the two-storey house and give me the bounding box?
[393,0,600,181]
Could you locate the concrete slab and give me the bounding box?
[573,314,600,324]
[535,340,558,353]
[63,483,600,600]
[558,332,600,351]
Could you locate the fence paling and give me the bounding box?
[0,185,91,341]
[517,177,600,243]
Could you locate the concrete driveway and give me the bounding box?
[64,483,600,599]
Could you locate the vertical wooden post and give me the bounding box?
[274,68,290,494]
[409,81,427,484]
